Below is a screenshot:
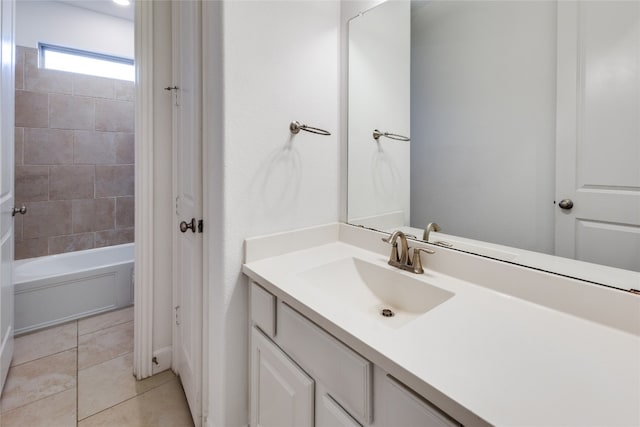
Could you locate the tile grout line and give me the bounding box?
[0,387,76,416]
[9,345,77,369]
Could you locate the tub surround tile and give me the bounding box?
[79,306,134,336]
[23,128,74,165]
[15,47,24,91]
[0,349,76,413]
[23,201,72,239]
[24,48,73,95]
[78,321,134,370]
[73,74,116,99]
[0,388,76,427]
[14,128,24,165]
[114,80,135,102]
[14,215,23,242]
[74,131,118,164]
[12,322,77,367]
[78,352,175,420]
[15,237,48,259]
[15,91,49,128]
[49,93,95,131]
[115,133,135,164]
[94,228,134,248]
[49,165,95,200]
[95,99,134,133]
[116,197,134,229]
[13,46,136,260]
[78,379,194,427]
[49,233,95,255]
[95,165,134,197]
[15,165,49,203]
[72,198,116,233]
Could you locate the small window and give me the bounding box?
[39,43,134,82]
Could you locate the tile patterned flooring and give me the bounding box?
[0,307,194,426]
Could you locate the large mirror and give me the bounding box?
[347,0,640,290]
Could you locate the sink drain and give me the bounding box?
[381,308,395,317]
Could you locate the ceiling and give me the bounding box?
[58,0,134,22]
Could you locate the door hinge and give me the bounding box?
[198,219,203,233]
[175,305,181,326]
[629,288,640,295]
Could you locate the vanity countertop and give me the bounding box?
[243,225,640,426]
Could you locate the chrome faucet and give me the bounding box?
[422,222,441,242]
[383,230,434,274]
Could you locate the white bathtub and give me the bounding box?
[13,243,134,334]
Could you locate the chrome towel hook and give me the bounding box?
[290,121,331,136]
[372,129,410,142]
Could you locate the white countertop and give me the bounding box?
[243,237,640,426]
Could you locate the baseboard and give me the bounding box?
[152,346,173,375]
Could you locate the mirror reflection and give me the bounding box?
[347,0,640,289]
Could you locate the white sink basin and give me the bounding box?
[298,257,454,327]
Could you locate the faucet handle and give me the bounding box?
[382,236,399,262]
[411,247,435,274]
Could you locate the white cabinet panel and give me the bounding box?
[251,327,314,427]
[376,371,460,427]
[317,392,362,427]
[251,282,276,337]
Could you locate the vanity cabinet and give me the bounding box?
[249,282,461,427]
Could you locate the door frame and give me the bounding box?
[132,0,155,380]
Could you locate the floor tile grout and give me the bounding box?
[9,345,78,369]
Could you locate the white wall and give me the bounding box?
[203,1,340,425]
[348,1,411,228]
[410,1,557,253]
[16,1,134,58]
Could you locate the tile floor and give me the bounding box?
[0,307,194,426]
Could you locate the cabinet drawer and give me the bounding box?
[250,282,276,337]
[278,302,372,424]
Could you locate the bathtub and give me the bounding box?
[13,243,134,335]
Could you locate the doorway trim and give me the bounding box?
[133,0,154,380]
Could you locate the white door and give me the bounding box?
[0,0,15,392]
[555,1,640,273]
[172,1,203,425]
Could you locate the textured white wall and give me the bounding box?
[410,1,557,253]
[204,1,340,426]
[16,1,134,58]
[347,1,411,227]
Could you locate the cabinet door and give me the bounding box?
[251,328,314,427]
[377,373,460,427]
[317,392,362,427]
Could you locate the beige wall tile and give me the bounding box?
[1,388,76,427]
[49,93,95,130]
[23,128,74,165]
[15,165,48,203]
[95,99,134,132]
[49,233,95,255]
[15,237,48,260]
[116,197,134,229]
[15,46,25,91]
[15,91,49,128]
[14,215,23,242]
[95,165,134,197]
[23,201,72,239]
[95,228,134,248]
[78,321,133,370]
[0,349,76,413]
[78,380,194,427]
[73,74,115,99]
[72,198,115,233]
[12,322,77,367]
[14,128,23,165]
[78,306,133,336]
[78,353,174,420]
[74,131,117,164]
[24,47,73,94]
[115,132,134,164]
[50,165,95,200]
[114,80,134,102]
